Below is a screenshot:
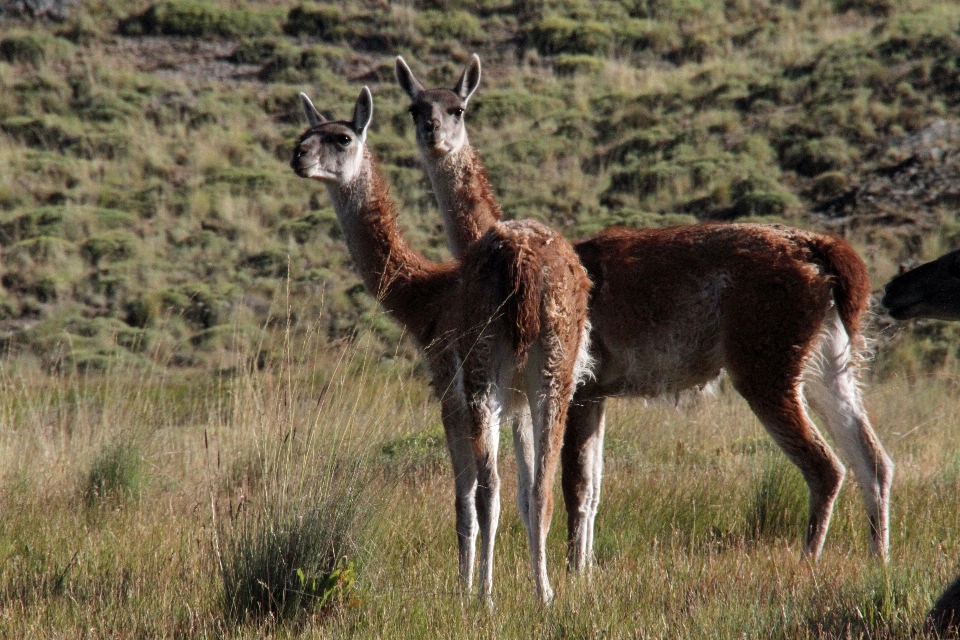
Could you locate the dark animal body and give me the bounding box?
[882,248,960,321]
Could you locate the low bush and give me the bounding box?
[80,230,137,265]
[554,54,605,76]
[0,33,46,65]
[218,465,367,622]
[528,15,613,55]
[781,137,858,177]
[416,10,483,43]
[0,208,65,246]
[159,284,233,330]
[120,0,284,38]
[85,441,148,506]
[283,3,345,39]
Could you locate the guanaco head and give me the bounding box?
[291,87,373,185]
[395,54,480,158]
[881,247,960,320]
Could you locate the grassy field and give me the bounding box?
[2,0,960,369]
[3,0,960,637]
[0,319,959,638]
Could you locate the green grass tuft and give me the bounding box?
[85,441,148,506]
[746,452,809,542]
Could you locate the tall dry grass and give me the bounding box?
[0,313,959,636]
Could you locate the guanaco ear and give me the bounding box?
[299,93,326,127]
[395,56,425,101]
[453,54,481,104]
[352,86,373,143]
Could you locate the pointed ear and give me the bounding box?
[352,86,373,143]
[299,92,326,127]
[395,56,425,101]
[453,54,481,104]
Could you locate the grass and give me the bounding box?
[2,0,960,633]
[0,320,957,636]
[0,0,959,369]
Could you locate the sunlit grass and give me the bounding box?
[0,330,958,636]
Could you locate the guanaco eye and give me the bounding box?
[334,134,351,146]
[449,108,465,118]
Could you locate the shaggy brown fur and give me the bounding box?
[570,224,889,565]
[429,145,503,259]
[291,89,591,603]
[397,55,891,569]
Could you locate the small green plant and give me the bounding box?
[745,452,808,541]
[554,54,606,76]
[283,3,345,39]
[218,473,365,622]
[120,0,284,38]
[0,34,46,66]
[528,15,613,55]
[85,441,148,506]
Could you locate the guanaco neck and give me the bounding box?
[326,152,457,346]
[425,144,502,260]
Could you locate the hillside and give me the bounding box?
[1,0,960,371]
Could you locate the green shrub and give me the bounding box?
[554,54,605,75]
[116,326,154,353]
[219,464,366,622]
[616,18,679,53]
[206,167,277,193]
[85,441,148,506]
[416,10,483,42]
[283,3,345,39]
[731,190,793,218]
[0,208,65,246]
[379,426,445,462]
[160,284,232,330]
[241,249,289,279]
[258,44,348,83]
[810,171,849,199]
[834,0,893,16]
[9,236,73,263]
[279,212,334,244]
[471,89,564,126]
[0,116,79,152]
[230,38,283,65]
[781,136,857,177]
[0,34,46,65]
[80,231,137,265]
[123,295,161,329]
[93,208,137,230]
[120,0,284,38]
[529,15,613,55]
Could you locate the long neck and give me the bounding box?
[425,144,502,260]
[326,153,456,346]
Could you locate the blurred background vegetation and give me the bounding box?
[1,0,960,374]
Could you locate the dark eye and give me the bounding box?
[335,134,351,146]
[448,108,464,118]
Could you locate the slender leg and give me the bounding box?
[470,386,504,603]
[737,382,846,559]
[525,361,571,604]
[562,393,606,574]
[804,311,894,559]
[512,407,535,551]
[440,395,479,589]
